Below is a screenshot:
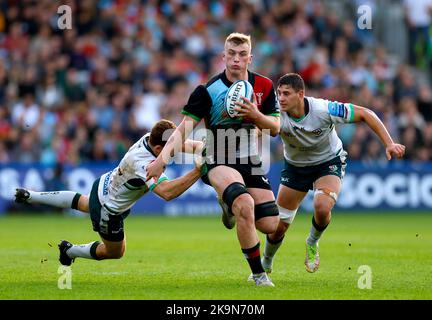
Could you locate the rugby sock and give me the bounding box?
[242,243,265,274]
[66,241,101,260]
[306,216,328,246]
[27,191,81,209]
[263,234,284,259]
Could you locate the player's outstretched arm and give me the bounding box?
[151,161,202,201]
[146,116,199,181]
[182,138,205,154]
[352,105,406,160]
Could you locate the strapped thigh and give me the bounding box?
[314,188,338,202]
[254,201,279,221]
[222,182,250,210]
[278,205,298,224]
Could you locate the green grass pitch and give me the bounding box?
[0,212,431,300]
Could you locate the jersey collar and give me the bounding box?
[142,134,157,157]
[289,97,310,122]
[221,70,255,87]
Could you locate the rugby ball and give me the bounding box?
[224,80,254,118]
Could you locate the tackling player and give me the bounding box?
[14,119,205,266]
[260,73,405,274]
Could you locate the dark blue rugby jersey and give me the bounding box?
[181,70,280,127]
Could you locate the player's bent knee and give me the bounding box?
[222,182,250,211]
[233,194,255,221]
[278,205,298,224]
[313,201,332,217]
[255,216,279,234]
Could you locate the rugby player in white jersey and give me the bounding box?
[14,119,205,266]
[260,73,405,274]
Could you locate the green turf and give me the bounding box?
[0,212,431,300]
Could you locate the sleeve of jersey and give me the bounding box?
[181,85,212,122]
[327,101,355,124]
[146,174,169,192]
[259,85,280,117]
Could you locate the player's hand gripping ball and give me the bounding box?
[224,80,253,119]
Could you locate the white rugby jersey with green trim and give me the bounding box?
[97,133,168,214]
[280,97,354,167]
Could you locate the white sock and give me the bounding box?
[28,191,79,209]
[306,225,322,246]
[262,235,284,271]
[67,241,100,260]
[306,217,329,246]
[263,235,284,259]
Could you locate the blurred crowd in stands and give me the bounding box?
[0,0,431,167]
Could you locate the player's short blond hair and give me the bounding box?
[225,33,252,50]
